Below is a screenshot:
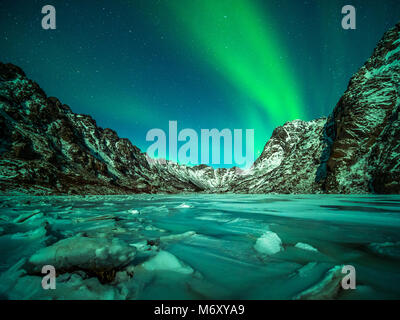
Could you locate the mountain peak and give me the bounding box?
[1,22,400,195]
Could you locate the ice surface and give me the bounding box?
[1,194,400,299]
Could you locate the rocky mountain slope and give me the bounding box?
[0,22,399,195]
[324,23,400,194]
[229,118,329,193]
[231,22,400,194]
[0,64,234,194]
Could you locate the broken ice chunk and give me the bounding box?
[13,209,42,223]
[294,242,318,252]
[160,231,196,242]
[141,251,194,274]
[254,231,283,255]
[28,235,136,273]
[293,265,344,300]
[290,262,318,278]
[176,203,193,209]
[368,241,400,259]
[10,225,47,240]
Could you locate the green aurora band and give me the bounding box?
[167,0,306,134]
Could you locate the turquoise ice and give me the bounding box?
[0,194,400,299]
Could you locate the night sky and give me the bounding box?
[1,0,399,167]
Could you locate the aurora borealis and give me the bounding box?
[1,0,400,167]
[167,0,305,128]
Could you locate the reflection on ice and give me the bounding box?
[0,194,400,299]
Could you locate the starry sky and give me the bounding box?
[1,0,399,167]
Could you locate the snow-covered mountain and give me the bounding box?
[231,22,400,194]
[323,23,400,194]
[229,118,328,193]
[1,22,399,195]
[0,63,236,194]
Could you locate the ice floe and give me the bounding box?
[141,250,194,274]
[28,235,136,273]
[160,231,196,242]
[368,241,400,259]
[254,231,283,255]
[294,242,318,252]
[293,265,343,300]
[176,203,193,209]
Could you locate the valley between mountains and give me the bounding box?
[1,23,399,195]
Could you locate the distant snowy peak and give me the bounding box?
[254,119,326,171]
[1,22,400,195]
[229,118,328,193]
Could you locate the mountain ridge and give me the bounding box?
[1,22,399,195]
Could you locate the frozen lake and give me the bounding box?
[1,194,400,299]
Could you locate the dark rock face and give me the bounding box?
[0,22,399,195]
[0,63,215,194]
[231,22,400,194]
[323,22,400,194]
